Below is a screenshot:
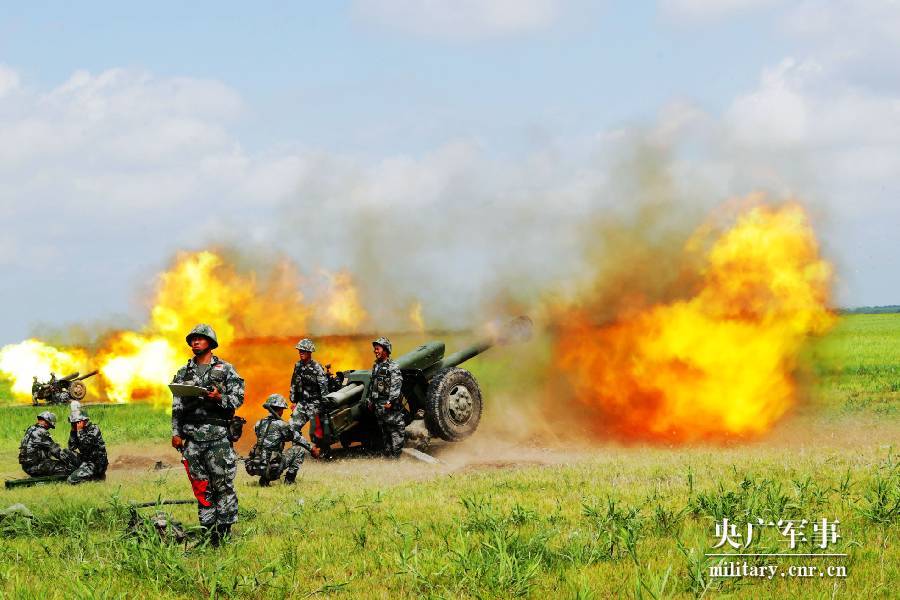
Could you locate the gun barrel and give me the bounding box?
[75,370,100,381]
[424,340,492,377]
[59,372,80,381]
[4,474,69,489]
[421,316,533,378]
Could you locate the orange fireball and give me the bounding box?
[0,250,370,412]
[556,202,834,442]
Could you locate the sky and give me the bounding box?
[0,1,898,344]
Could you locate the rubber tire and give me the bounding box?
[424,368,482,441]
[69,381,87,400]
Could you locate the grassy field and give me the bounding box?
[0,315,897,599]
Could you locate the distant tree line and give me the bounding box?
[839,305,900,314]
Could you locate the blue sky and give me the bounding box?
[1,2,786,151]
[0,1,898,344]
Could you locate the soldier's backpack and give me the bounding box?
[244,419,281,479]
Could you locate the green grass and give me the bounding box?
[0,315,897,599]
[0,403,171,445]
[803,314,900,414]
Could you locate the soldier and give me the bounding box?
[289,338,328,437]
[45,372,70,405]
[18,411,76,477]
[368,337,405,458]
[31,376,40,406]
[171,324,245,546]
[66,409,108,484]
[246,394,311,486]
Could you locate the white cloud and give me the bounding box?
[726,59,816,147]
[0,64,20,98]
[0,67,293,214]
[352,0,563,40]
[660,0,784,23]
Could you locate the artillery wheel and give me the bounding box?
[69,381,87,400]
[424,368,482,441]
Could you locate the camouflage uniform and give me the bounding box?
[369,338,405,457]
[51,387,70,405]
[31,378,40,406]
[289,359,328,435]
[18,415,75,477]
[171,333,244,532]
[248,407,311,485]
[66,418,108,484]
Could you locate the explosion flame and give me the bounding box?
[555,202,834,442]
[0,250,370,412]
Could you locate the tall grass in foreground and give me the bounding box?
[0,446,896,598]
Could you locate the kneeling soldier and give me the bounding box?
[66,409,108,484]
[18,411,77,477]
[247,394,311,486]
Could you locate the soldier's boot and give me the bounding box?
[212,524,231,546]
[284,472,297,484]
[259,476,270,487]
[204,525,218,546]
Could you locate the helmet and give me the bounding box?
[372,336,392,355]
[262,394,288,411]
[37,411,57,428]
[68,409,89,424]
[185,324,219,350]
[295,338,316,352]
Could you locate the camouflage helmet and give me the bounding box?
[262,394,288,411]
[295,338,316,352]
[68,409,89,424]
[185,323,219,350]
[37,411,57,428]
[372,336,392,355]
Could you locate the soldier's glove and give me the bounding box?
[171,435,184,450]
[205,386,222,402]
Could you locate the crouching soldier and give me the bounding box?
[66,409,108,484]
[18,411,77,477]
[247,394,311,486]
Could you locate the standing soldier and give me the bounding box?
[18,411,76,477]
[368,337,405,458]
[66,409,109,484]
[170,324,245,546]
[246,394,311,486]
[289,338,328,437]
[31,376,40,405]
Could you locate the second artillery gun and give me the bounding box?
[310,316,532,455]
[32,370,99,405]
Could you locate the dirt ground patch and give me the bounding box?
[109,453,175,471]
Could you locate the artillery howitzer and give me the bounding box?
[32,370,99,404]
[310,316,532,455]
